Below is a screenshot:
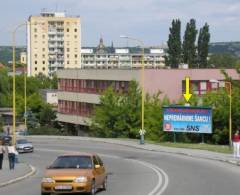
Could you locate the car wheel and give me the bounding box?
[102,177,107,191]
[41,192,51,195]
[89,180,96,195]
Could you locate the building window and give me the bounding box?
[74,35,77,39]
[35,61,37,64]
[43,67,45,71]
[42,54,45,58]
[74,28,77,32]
[67,28,69,32]
[35,67,37,71]
[34,35,37,38]
[42,48,45,52]
[42,35,45,39]
[34,54,37,58]
[34,28,37,33]
[43,61,45,64]
[75,54,78,58]
[67,48,70,52]
[211,82,218,89]
[67,54,70,58]
[67,61,69,64]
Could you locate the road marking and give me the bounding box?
[36,148,169,195]
[0,164,36,188]
[131,160,169,195]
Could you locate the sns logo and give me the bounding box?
[164,123,172,131]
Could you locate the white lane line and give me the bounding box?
[36,148,169,195]
[131,159,169,195]
[154,166,169,195]
[131,159,163,195]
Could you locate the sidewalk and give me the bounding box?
[27,135,240,166]
[0,159,35,187]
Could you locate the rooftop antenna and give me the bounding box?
[55,3,58,12]
[41,8,47,13]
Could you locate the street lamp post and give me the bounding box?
[225,81,232,147]
[120,35,145,144]
[12,22,42,144]
[209,79,232,147]
[12,23,26,145]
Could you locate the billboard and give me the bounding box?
[163,106,212,134]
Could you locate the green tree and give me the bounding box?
[26,110,39,130]
[90,87,123,137]
[90,81,141,138]
[39,104,56,126]
[166,19,182,68]
[145,93,167,141]
[0,68,11,107]
[202,89,229,144]
[183,19,198,68]
[208,53,239,68]
[197,23,210,68]
[120,81,141,138]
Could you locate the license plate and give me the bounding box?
[55,185,72,190]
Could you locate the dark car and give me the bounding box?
[0,135,12,145]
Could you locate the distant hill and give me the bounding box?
[0,42,240,65]
[209,42,240,57]
[0,46,26,65]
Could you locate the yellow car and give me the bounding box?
[41,153,107,195]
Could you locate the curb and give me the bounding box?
[0,164,36,188]
[89,139,240,166]
[26,135,240,167]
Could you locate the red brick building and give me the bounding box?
[57,68,240,134]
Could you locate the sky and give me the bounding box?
[0,0,240,47]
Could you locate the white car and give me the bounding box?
[16,139,34,153]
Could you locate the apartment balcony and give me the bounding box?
[48,56,57,60]
[48,44,57,48]
[48,31,57,35]
[57,58,64,62]
[57,44,64,48]
[48,51,57,55]
[119,57,131,61]
[48,37,64,41]
[56,26,64,29]
[56,51,64,55]
[49,63,63,68]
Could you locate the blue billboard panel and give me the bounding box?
[163,106,212,134]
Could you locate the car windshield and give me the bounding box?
[17,140,29,144]
[49,156,93,169]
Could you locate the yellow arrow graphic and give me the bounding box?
[183,77,192,102]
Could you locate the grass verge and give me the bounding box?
[118,138,232,154]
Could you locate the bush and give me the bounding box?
[27,126,69,136]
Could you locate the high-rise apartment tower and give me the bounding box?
[27,12,81,76]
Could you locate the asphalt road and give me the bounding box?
[0,137,240,195]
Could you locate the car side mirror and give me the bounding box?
[95,164,100,169]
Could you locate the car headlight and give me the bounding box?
[74,176,88,183]
[42,177,55,183]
